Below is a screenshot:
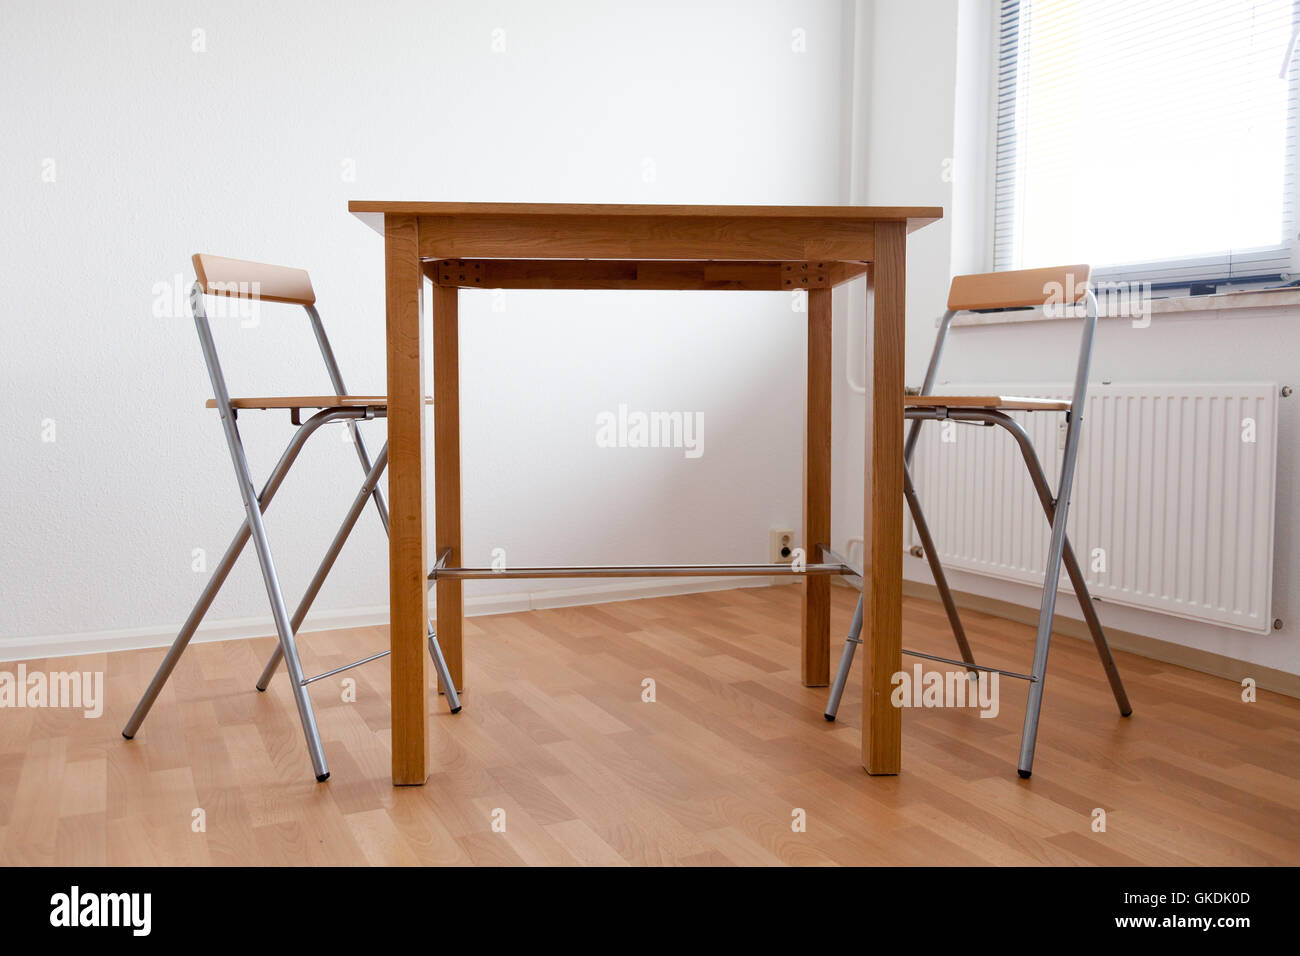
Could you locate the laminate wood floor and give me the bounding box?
[2,586,1297,865]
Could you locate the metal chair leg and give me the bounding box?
[255,408,388,688]
[1061,541,1132,716]
[121,523,248,740]
[195,309,329,781]
[1017,439,1090,776]
[818,542,1123,731]
[122,407,358,741]
[427,630,461,713]
[256,445,391,691]
[982,410,1133,719]
[1017,291,1101,778]
[1017,505,1070,778]
[225,435,330,778]
[253,446,462,715]
[240,485,331,780]
[904,467,977,671]
[823,594,862,721]
[823,466,977,721]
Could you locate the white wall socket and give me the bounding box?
[770,529,795,564]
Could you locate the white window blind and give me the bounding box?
[994,0,1300,285]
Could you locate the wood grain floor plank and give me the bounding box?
[2,585,1296,865]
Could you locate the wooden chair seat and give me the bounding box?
[206,395,433,410]
[906,394,1070,412]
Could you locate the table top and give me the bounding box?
[348,201,942,235]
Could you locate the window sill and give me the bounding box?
[951,286,1300,328]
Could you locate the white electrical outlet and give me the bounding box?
[770,529,795,564]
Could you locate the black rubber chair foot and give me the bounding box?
[256,686,267,693]
[450,705,463,715]
[1017,769,1032,779]
[823,714,836,722]
[121,732,133,740]
[316,772,330,782]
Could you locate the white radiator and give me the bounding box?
[907,383,1279,634]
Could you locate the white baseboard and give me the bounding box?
[0,576,780,663]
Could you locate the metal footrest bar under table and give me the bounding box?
[428,548,858,583]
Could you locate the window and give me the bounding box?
[994,0,1300,286]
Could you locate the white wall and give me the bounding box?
[0,0,847,654]
[835,0,1299,675]
[830,0,961,593]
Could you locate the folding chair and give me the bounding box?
[823,264,1132,778]
[122,254,460,782]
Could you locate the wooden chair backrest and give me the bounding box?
[947,264,1091,312]
[192,253,316,306]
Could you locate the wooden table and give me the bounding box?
[348,202,941,785]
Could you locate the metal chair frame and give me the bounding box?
[123,273,460,782]
[823,287,1132,778]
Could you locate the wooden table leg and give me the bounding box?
[863,223,906,774]
[432,282,464,692]
[801,286,832,686]
[385,214,430,785]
